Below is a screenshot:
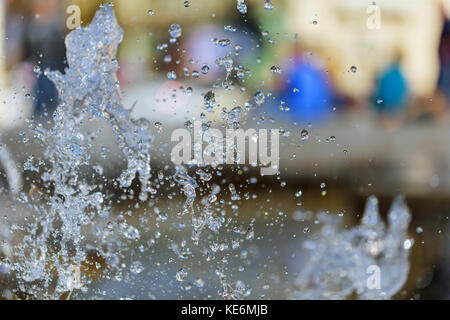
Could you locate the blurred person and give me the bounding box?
[24,0,66,120]
[0,1,32,129]
[4,1,26,69]
[404,0,450,124]
[434,0,450,121]
[182,24,258,84]
[437,16,450,101]
[182,25,226,83]
[371,56,409,129]
[273,51,334,126]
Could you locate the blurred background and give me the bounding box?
[0,0,450,299]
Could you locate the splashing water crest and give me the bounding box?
[292,196,412,299]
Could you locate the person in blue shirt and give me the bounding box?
[371,59,409,117]
[274,54,334,126]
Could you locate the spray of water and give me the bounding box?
[2,4,413,300]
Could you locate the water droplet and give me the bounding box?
[163,55,172,63]
[203,90,216,109]
[236,68,246,78]
[33,65,42,75]
[154,122,163,133]
[217,39,231,47]
[254,91,265,105]
[237,0,247,14]
[264,0,274,10]
[167,71,177,80]
[224,25,237,32]
[201,64,210,74]
[270,66,281,74]
[168,23,182,38]
[156,43,168,51]
[245,226,255,240]
[403,239,413,250]
[176,268,187,281]
[300,129,309,141]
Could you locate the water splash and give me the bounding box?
[46,5,153,199]
[293,196,412,299]
[13,5,153,298]
[3,4,415,300]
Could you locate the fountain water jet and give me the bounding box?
[2,4,413,300]
[13,4,153,298]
